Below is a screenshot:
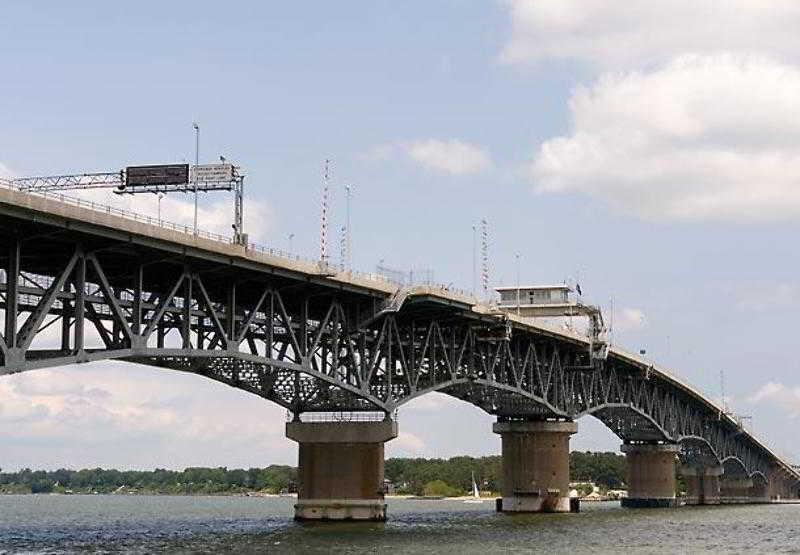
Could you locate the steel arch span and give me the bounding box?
[0,186,798,489]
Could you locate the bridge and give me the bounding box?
[0,183,798,520]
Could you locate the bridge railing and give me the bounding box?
[0,180,392,284]
[0,178,231,242]
[0,178,485,303]
[290,411,393,423]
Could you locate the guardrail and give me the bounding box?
[0,178,483,302]
[292,411,392,423]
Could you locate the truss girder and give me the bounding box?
[0,235,788,481]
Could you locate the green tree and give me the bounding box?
[422,480,461,497]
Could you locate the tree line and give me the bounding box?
[0,466,297,495]
[386,451,626,495]
[0,451,627,495]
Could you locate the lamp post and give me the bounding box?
[192,122,199,235]
[288,233,295,254]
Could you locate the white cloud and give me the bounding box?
[0,363,292,470]
[748,381,800,418]
[405,139,492,175]
[360,139,492,176]
[53,187,273,243]
[500,0,800,69]
[387,431,427,457]
[358,144,396,163]
[614,308,645,332]
[532,54,800,222]
[401,392,463,411]
[734,283,800,312]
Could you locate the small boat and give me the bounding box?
[463,472,484,504]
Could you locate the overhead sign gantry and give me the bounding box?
[8,162,247,245]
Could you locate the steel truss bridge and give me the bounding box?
[0,185,798,492]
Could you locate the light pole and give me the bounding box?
[192,122,199,235]
[515,252,521,316]
[288,233,295,254]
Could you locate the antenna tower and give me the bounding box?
[338,225,347,272]
[344,184,353,271]
[480,219,489,298]
[319,159,331,263]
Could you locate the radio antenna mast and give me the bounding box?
[480,218,489,299]
[344,184,353,271]
[319,159,331,264]
[338,224,347,272]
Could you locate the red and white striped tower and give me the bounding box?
[319,159,331,264]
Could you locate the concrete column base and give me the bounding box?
[720,477,754,504]
[498,495,572,512]
[493,420,577,513]
[287,419,398,522]
[749,478,770,503]
[681,465,722,505]
[621,443,679,509]
[294,499,388,521]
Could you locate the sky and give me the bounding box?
[3,1,800,470]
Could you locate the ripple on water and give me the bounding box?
[1,497,800,554]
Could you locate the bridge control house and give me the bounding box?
[495,284,576,317]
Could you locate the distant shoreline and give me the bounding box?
[1,452,627,498]
[0,490,298,497]
[0,492,502,500]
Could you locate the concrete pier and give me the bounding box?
[749,476,770,503]
[766,468,799,501]
[493,420,577,512]
[681,465,722,505]
[621,443,679,508]
[286,419,398,521]
[720,476,754,504]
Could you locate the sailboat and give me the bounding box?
[463,471,484,504]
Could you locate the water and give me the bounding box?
[1,495,799,554]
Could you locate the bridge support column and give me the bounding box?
[680,465,722,505]
[749,477,770,504]
[767,469,799,501]
[493,420,577,513]
[286,419,398,521]
[720,476,754,504]
[621,443,679,508]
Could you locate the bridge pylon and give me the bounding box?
[719,476,754,504]
[621,443,679,508]
[286,418,398,521]
[680,464,722,505]
[493,419,578,513]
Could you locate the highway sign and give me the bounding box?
[190,163,235,183]
[124,164,189,188]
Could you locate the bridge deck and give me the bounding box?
[0,185,798,487]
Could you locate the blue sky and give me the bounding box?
[3,1,800,470]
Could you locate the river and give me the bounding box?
[1,495,798,553]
